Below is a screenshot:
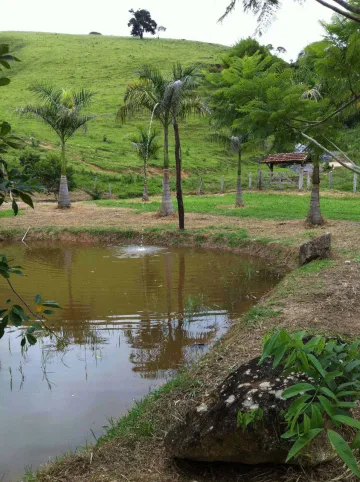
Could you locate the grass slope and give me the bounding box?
[1,32,360,198]
[1,32,238,196]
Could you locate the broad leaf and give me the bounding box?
[327,430,360,478]
[286,429,323,462]
[282,383,315,399]
[332,415,360,430]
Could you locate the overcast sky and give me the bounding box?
[1,0,332,60]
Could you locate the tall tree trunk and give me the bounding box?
[235,147,244,207]
[160,122,174,216]
[173,118,185,230]
[142,159,150,201]
[58,140,71,209]
[307,154,324,225]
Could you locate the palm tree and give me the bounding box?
[119,65,204,216]
[211,130,246,208]
[307,151,324,225]
[130,128,161,201]
[20,85,95,208]
[168,63,209,229]
[119,67,175,215]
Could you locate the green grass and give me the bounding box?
[297,259,334,274]
[95,191,360,221]
[2,32,247,197]
[244,305,282,326]
[0,209,16,218]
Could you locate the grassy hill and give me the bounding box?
[1,32,359,197]
[0,32,239,197]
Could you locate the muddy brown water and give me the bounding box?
[0,243,282,481]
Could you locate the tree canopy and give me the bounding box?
[220,0,360,30]
[128,9,158,39]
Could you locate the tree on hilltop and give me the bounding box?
[128,9,157,39]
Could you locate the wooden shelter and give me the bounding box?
[261,153,309,172]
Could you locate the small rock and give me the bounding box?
[299,233,331,266]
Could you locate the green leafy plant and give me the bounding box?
[0,256,60,347]
[0,160,43,213]
[237,407,264,431]
[260,330,360,477]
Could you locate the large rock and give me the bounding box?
[299,233,331,266]
[165,357,335,466]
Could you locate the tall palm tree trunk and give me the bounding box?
[235,147,244,207]
[58,140,71,209]
[173,119,185,230]
[307,154,324,225]
[160,123,174,216]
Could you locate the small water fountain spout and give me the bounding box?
[142,103,159,202]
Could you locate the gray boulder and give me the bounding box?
[299,233,331,266]
[165,357,335,466]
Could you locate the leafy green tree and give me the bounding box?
[220,0,360,29]
[19,86,95,208]
[130,128,161,201]
[157,26,167,39]
[206,48,331,225]
[128,9,157,39]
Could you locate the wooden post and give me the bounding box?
[108,183,112,198]
[221,174,224,193]
[257,169,262,190]
[270,171,274,184]
[198,177,202,196]
[307,171,311,190]
[249,172,253,189]
[354,173,358,193]
[329,170,333,190]
[298,167,304,191]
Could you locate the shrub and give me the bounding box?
[24,152,76,197]
[260,330,360,477]
[19,149,41,174]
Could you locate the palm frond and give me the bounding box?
[30,84,63,105]
[72,88,96,109]
[19,87,95,142]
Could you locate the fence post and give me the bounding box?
[108,183,112,198]
[198,177,202,196]
[298,167,304,191]
[221,174,224,193]
[257,169,262,190]
[307,171,311,190]
[354,173,358,193]
[249,172,253,189]
[329,170,333,190]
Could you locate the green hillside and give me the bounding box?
[0,32,238,197]
[1,32,359,197]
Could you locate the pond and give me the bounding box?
[0,243,282,481]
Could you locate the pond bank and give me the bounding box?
[0,207,359,482]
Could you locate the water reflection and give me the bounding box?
[0,243,281,481]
